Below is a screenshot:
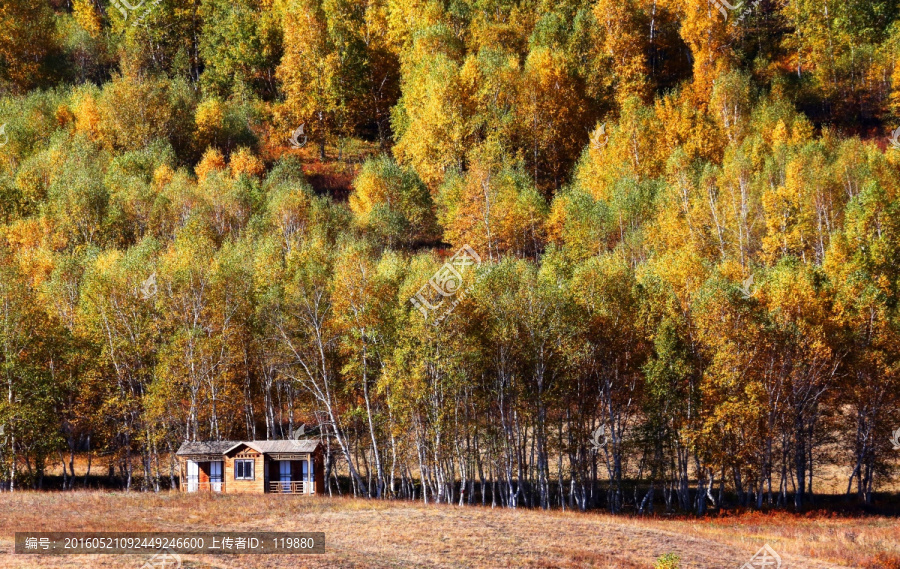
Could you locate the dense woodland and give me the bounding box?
[1,0,900,514]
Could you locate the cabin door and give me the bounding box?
[210,460,223,492]
[279,460,292,491]
[186,460,199,492]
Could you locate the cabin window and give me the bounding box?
[235,459,254,480]
[210,461,224,492]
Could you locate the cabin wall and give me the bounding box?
[224,450,264,494]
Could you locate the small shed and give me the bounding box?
[175,440,324,495]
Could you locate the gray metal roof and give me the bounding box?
[228,440,321,454]
[176,440,321,456]
[175,441,242,456]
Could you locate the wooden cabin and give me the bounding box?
[175,440,324,495]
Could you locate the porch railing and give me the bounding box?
[186,480,223,492]
[269,481,306,494]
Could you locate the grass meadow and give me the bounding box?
[0,491,897,568]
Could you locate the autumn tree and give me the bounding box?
[349,155,436,247]
[0,0,58,93]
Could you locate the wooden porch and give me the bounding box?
[268,480,308,494]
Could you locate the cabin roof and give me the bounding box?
[176,441,242,456]
[176,439,321,457]
[225,440,321,454]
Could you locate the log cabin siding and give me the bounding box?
[225,450,264,494]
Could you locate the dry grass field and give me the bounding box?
[0,492,896,569]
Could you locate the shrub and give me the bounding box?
[654,553,680,569]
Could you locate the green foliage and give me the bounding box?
[350,154,436,247]
[199,0,282,100]
[654,553,681,569]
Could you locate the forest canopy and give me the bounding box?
[1,0,900,513]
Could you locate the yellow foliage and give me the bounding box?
[4,217,68,268]
[442,158,547,259]
[761,182,813,263]
[594,0,649,104]
[669,0,737,103]
[55,104,75,128]
[196,147,227,181]
[195,98,226,150]
[229,147,265,179]
[392,55,473,189]
[892,59,900,118]
[545,194,569,246]
[96,74,182,150]
[771,120,790,148]
[516,48,592,190]
[384,0,445,52]
[73,0,102,38]
[268,187,314,249]
[0,0,56,92]
[154,164,175,190]
[73,92,102,140]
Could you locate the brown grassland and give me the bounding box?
[0,492,896,569]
